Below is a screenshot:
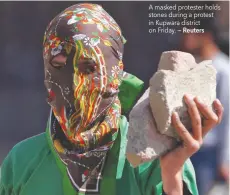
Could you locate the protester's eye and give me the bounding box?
[78,59,97,74]
[50,54,67,69]
[85,64,96,74]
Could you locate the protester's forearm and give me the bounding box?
[161,151,186,195]
[162,169,183,195]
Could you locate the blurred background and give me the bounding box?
[0,1,229,195]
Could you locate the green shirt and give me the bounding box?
[0,73,198,195]
[0,115,198,195]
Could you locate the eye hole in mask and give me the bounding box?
[50,53,67,70]
[78,59,97,75]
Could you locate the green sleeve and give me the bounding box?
[0,149,16,195]
[154,159,198,195]
[134,159,198,195]
[0,133,57,195]
[118,72,144,114]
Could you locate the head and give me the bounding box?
[180,6,219,57]
[180,32,216,56]
[43,3,125,151]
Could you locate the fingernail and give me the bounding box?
[196,97,202,104]
[215,99,221,105]
[173,112,179,120]
[184,94,192,102]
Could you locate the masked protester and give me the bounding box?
[0,4,224,195]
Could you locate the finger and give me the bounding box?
[213,99,224,124]
[172,112,194,146]
[194,97,219,122]
[194,97,219,136]
[184,95,202,141]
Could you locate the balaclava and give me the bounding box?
[43,3,125,193]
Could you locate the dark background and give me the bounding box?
[0,1,229,162]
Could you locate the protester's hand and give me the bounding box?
[160,95,224,195]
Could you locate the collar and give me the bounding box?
[46,112,129,194]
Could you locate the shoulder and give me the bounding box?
[212,52,229,77]
[0,133,50,186]
[6,133,48,162]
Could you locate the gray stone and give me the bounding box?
[126,88,178,167]
[126,51,217,167]
[158,51,197,72]
[149,61,217,138]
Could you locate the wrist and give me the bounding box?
[162,168,183,195]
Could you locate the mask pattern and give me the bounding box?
[43,3,126,193]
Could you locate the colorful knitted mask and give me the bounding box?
[43,3,126,193]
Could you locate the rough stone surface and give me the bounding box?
[126,51,217,167]
[149,61,217,138]
[126,88,178,167]
[158,51,197,72]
